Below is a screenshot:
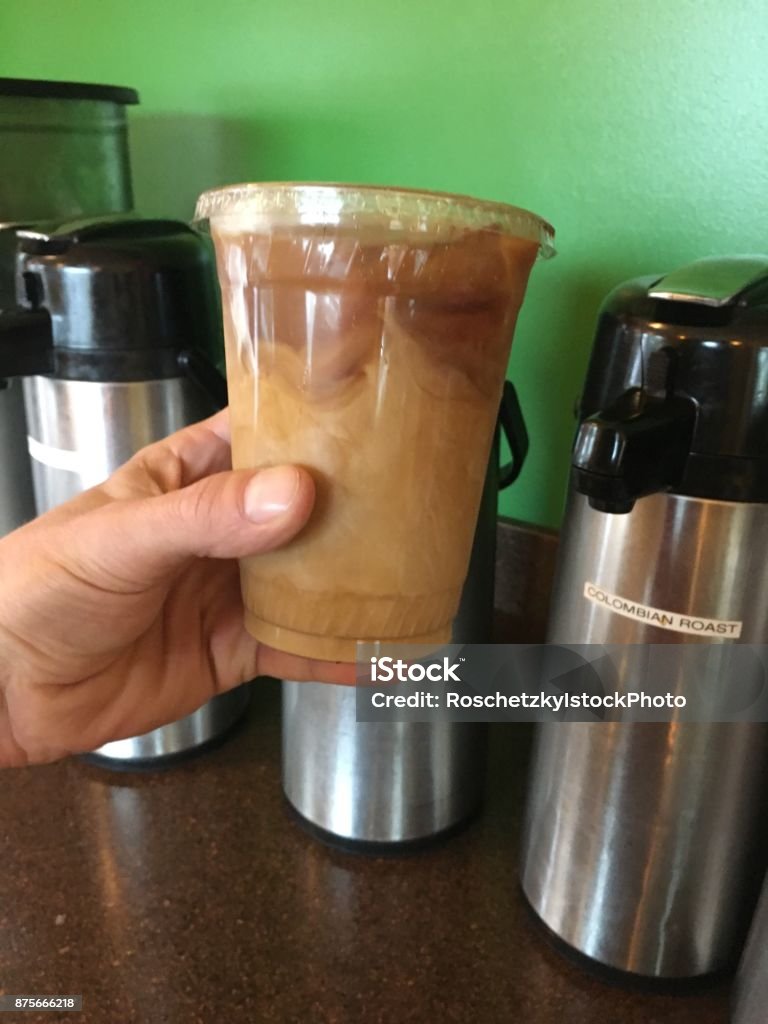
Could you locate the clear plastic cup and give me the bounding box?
[194,183,554,661]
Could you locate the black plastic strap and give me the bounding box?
[498,380,529,490]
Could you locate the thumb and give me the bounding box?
[70,465,315,587]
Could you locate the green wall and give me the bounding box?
[4,0,767,527]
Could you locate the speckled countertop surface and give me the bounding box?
[1,678,730,1024]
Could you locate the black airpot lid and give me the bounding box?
[572,255,768,511]
[0,216,221,384]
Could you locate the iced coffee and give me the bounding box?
[195,184,553,660]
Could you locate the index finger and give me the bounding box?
[106,409,234,498]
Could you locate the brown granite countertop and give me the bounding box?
[1,678,730,1024]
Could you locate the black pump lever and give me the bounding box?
[0,307,54,381]
[572,388,697,514]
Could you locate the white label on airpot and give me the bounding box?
[27,435,84,473]
[583,582,743,638]
[27,436,110,488]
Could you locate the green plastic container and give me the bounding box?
[0,77,138,222]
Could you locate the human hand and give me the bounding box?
[0,410,354,767]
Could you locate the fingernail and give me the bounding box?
[244,466,301,523]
